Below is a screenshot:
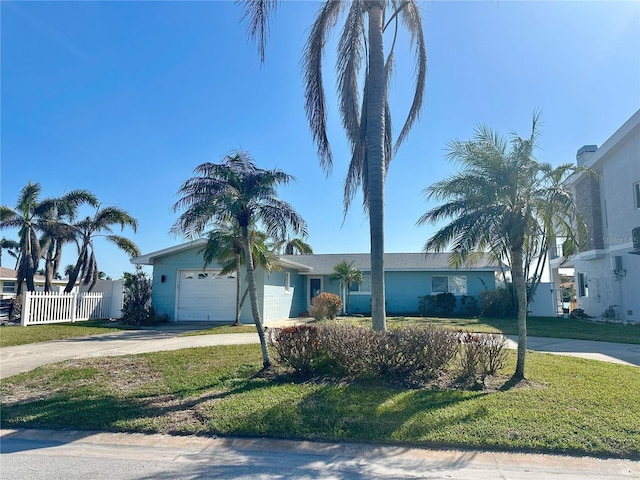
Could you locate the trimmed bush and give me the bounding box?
[318,323,377,376]
[418,292,456,317]
[479,288,516,318]
[269,325,320,375]
[309,292,343,320]
[459,295,480,316]
[459,332,508,383]
[375,326,460,386]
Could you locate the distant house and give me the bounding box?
[0,267,71,300]
[550,109,640,323]
[131,240,500,324]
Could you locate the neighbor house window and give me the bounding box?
[431,275,467,295]
[2,281,16,294]
[634,182,640,210]
[285,272,291,293]
[349,273,371,293]
[577,272,589,298]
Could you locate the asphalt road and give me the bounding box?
[2,429,639,480]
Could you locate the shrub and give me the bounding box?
[376,326,460,386]
[269,325,321,375]
[459,332,508,383]
[9,295,22,322]
[318,323,377,376]
[121,267,164,325]
[459,295,480,316]
[479,288,516,318]
[308,292,343,320]
[418,292,456,317]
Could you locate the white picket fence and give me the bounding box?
[21,291,112,326]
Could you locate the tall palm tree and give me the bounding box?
[417,113,586,381]
[64,206,139,292]
[172,151,307,368]
[201,223,277,326]
[39,190,98,291]
[330,260,363,315]
[0,182,49,293]
[0,238,20,268]
[240,1,427,331]
[279,237,313,255]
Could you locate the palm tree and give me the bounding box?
[172,151,307,368]
[279,237,313,255]
[417,113,586,381]
[64,206,139,292]
[0,238,20,268]
[39,190,98,291]
[0,182,49,293]
[330,260,362,315]
[240,1,427,331]
[201,223,278,326]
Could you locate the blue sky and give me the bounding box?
[1,1,639,279]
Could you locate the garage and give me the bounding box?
[176,270,237,321]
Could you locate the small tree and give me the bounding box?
[330,261,362,315]
[121,267,154,325]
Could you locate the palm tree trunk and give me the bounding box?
[241,224,271,368]
[511,246,528,380]
[65,242,87,293]
[234,254,241,326]
[366,2,387,332]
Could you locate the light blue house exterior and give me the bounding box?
[132,241,499,324]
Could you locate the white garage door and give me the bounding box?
[177,270,236,322]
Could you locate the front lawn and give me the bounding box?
[1,344,638,458]
[0,321,140,348]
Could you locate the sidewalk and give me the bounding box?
[1,322,639,379]
[1,428,638,479]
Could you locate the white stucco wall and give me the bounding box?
[570,110,640,323]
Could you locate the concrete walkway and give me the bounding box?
[1,322,639,379]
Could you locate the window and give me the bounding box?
[2,281,16,294]
[577,272,589,298]
[285,272,291,293]
[634,182,640,210]
[431,275,467,295]
[349,273,371,293]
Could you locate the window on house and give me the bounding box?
[577,272,589,298]
[431,275,467,295]
[634,182,640,210]
[349,273,371,293]
[285,272,291,293]
[2,281,16,293]
[197,273,209,279]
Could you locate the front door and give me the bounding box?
[309,277,322,306]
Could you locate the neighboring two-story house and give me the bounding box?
[550,109,640,323]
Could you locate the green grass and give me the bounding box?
[335,316,640,344]
[0,321,140,347]
[1,344,638,458]
[180,324,257,336]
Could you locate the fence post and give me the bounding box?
[71,291,78,323]
[21,291,31,326]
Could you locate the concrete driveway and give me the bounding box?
[1,323,639,379]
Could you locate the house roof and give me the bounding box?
[280,253,501,275]
[131,239,315,272]
[131,238,209,265]
[132,240,501,274]
[0,267,69,284]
